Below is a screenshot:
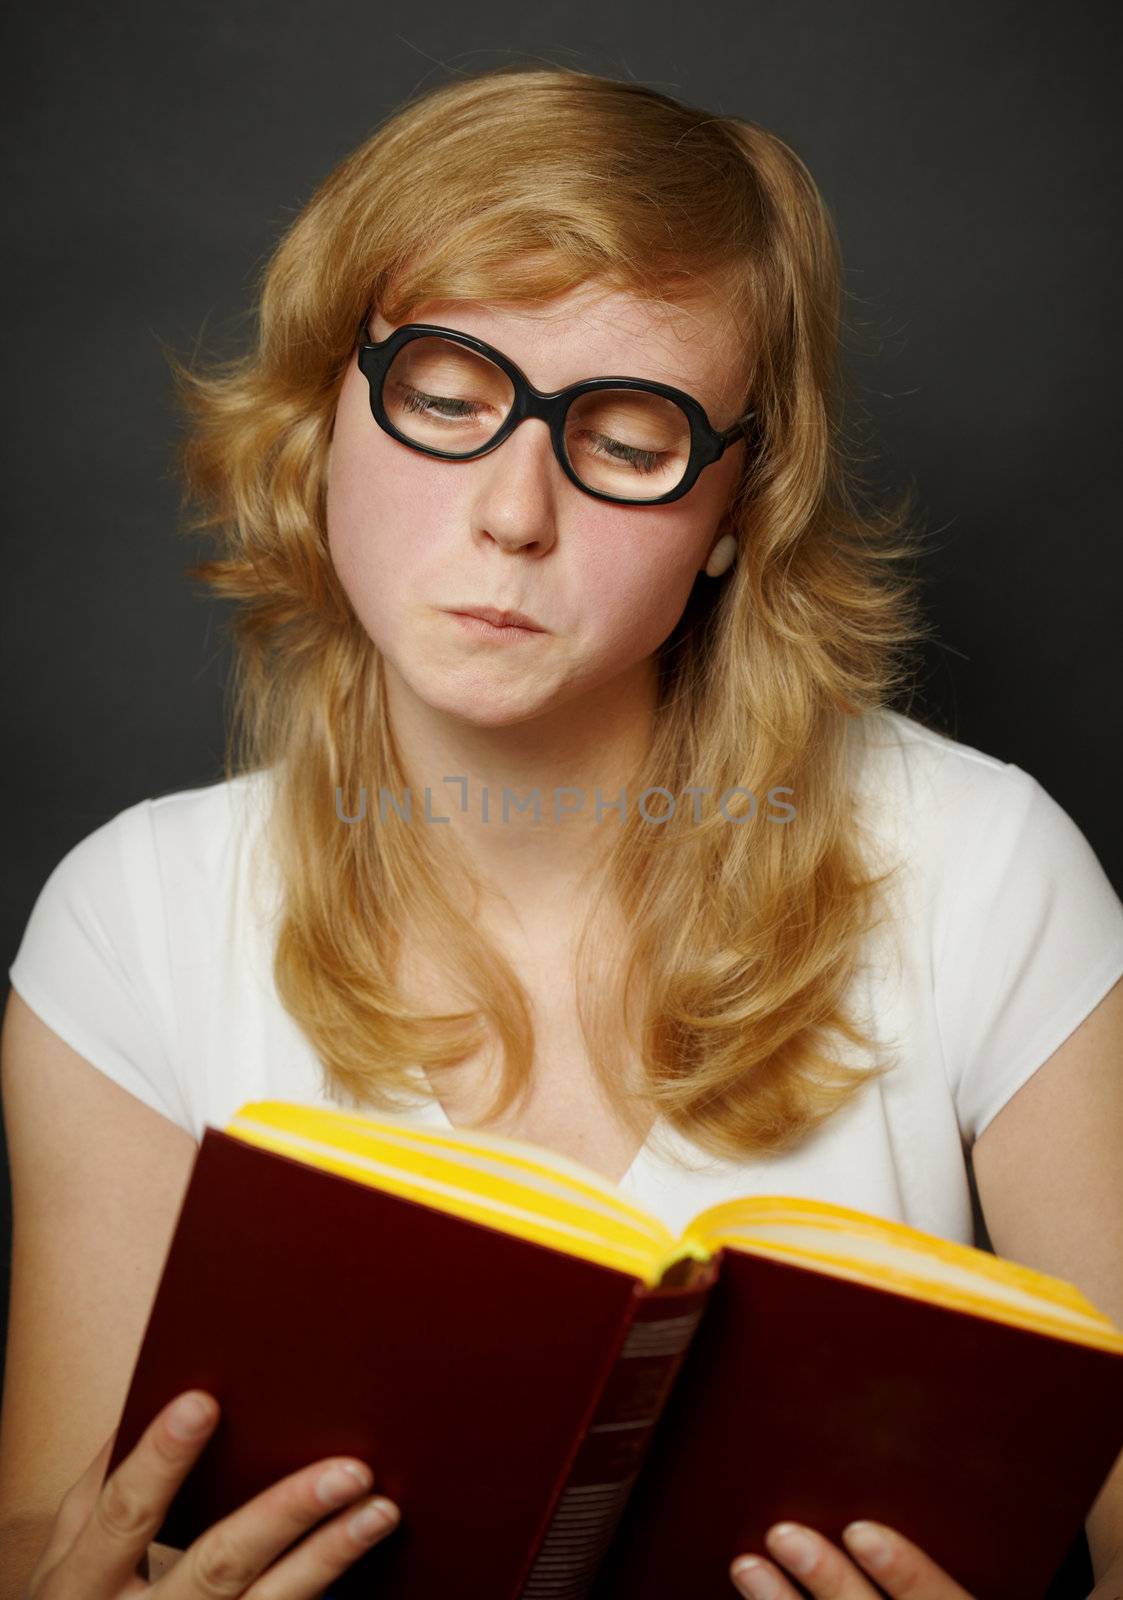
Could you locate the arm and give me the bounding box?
[0,987,198,1598]
[971,972,1123,1588]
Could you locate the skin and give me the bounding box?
[24,1391,399,1596]
[730,1520,979,1598]
[327,282,994,1596]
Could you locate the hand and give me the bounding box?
[729,1518,975,1598]
[25,1387,401,1597]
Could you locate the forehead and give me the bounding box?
[369,284,748,424]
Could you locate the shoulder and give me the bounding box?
[144,767,274,890]
[8,769,279,1134]
[846,708,1123,975]
[849,706,1023,815]
[11,767,277,1021]
[846,707,1056,881]
[849,704,1123,979]
[25,768,272,920]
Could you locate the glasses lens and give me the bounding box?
[383,336,514,455]
[564,389,691,501]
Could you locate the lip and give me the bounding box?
[446,605,547,632]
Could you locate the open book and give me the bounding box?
[109,1100,1123,1599]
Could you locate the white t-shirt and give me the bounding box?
[9,709,1123,1242]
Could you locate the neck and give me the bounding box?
[380,657,658,920]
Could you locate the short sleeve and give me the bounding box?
[7,800,193,1131]
[933,762,1123,1147]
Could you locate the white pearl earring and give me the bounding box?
[704,533,738,578]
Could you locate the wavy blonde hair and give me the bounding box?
[170,64,935,1162]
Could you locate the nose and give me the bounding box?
[468,416,560,554]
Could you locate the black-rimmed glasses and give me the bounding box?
[356,320,756,507]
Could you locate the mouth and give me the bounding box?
[445,605,547,633]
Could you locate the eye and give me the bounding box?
[564,389,690,484]
[383,336,515,449]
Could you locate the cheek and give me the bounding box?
[578,443,740,650]
[326,375,452,621]
[575,508,713,655]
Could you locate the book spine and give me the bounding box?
[517,1280,713,1600]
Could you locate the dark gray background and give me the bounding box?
[2,4,1119,1591]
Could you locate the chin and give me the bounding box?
[389,664,548,726]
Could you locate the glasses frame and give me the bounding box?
[356,318,756,507]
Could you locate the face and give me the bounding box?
[326,282,747,729]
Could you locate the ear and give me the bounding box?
[703,532,738,579]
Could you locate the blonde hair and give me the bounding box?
[170,64,935,1161]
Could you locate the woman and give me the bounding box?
[2,64,1121,1599]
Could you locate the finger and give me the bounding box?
[732,1519,884,1597]
[165,1455,391,1598]
[840,1520,976,1597]
[217,1489,401,1600]
[59,1389,220,1596]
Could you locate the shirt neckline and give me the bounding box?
[419,1090,655,1190]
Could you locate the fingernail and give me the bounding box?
[766,1521,818,1576]
[317,1461,373,1506]
[731,1556,781,1599]
[843,1519,892,1571]
[168,1391,215,1439]
[348,1496,399,1541]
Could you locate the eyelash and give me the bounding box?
[400,387,481,421]
[583,433,663,474]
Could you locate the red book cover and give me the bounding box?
[109,1121,1123,1599]
[107,1127,714,1599]
[592,1244,1123,1599]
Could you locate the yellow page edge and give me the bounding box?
[698,1232,1123,1355]
[226,1119,685,1287]
[691,1194,1108,1320]
[230,1100,673,1247]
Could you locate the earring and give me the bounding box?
[704,533,738,578]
